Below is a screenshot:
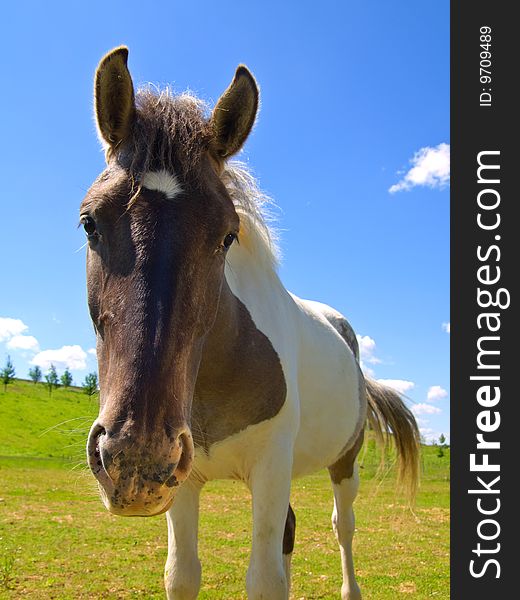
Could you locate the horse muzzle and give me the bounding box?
[86,421,194,516]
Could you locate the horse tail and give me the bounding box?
[365,377,421,500]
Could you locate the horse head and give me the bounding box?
[82,47,258,516]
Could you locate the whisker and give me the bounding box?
[39,416,94,437]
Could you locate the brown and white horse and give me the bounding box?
[83,47,420,600]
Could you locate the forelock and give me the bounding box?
[111,87,213,184]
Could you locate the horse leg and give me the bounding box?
[247,448,293,600]
[328,430,364,600]
[164,481,203,600]
[283,504,296,593]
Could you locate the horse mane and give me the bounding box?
[221,162,280,272]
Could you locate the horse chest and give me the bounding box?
[191,387,283,452]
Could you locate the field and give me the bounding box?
[0,380,449,599]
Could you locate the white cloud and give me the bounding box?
[412,403,442,416]
[356,334,381,377]
[377,379,415,394]
[427,385,448,402]
[6,335,40,352]
[356,335,381,364]
[442,322,450,334]
[31,345,88,371]
[389,143,450,193]
[87,348,97,356]
[0,317,28,342]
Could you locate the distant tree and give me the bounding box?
[1,355,16,392]
[439,433,447,447]
[60,368,73,388]
[83,372,98,397]
[44,364,59,396]
[28,365,42,384]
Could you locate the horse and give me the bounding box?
[82,47,420,600]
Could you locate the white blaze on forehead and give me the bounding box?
[142,169,182,199]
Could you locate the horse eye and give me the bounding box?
[223,233,236,250]
[82,216,97,236]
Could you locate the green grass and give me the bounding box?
[0,380,449,599]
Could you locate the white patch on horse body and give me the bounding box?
[289,296,362,475]
[223,241,362,480]
[142,169,182,199]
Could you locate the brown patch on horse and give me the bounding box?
[192,280,287,450]
[328,428,365,485]
[283,504,296,555]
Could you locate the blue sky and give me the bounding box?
[0,1,449,442]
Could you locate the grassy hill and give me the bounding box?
[0,378,98,461]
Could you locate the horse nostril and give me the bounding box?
[87,422,115,495]
[162,432,193,488]
[90,422,106,438]
[87,423,108,471]
[89,423,106,453]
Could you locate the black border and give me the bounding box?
[451,3,516,596]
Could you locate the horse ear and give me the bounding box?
[210,65,259,159]
[94,46,135,148]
